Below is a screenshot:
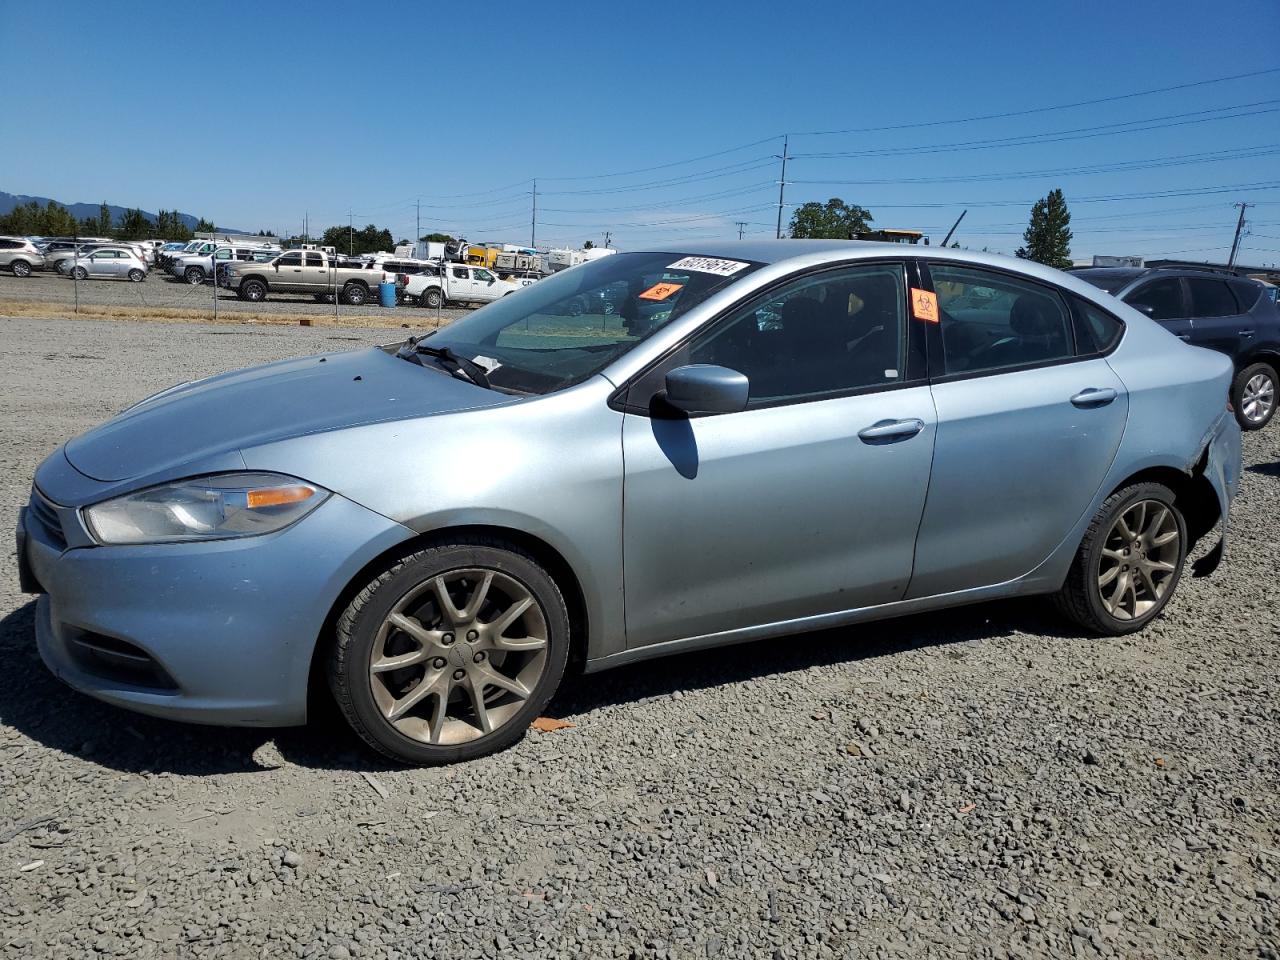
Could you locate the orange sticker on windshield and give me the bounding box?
[910,287,939,322]
[639,282,683,301]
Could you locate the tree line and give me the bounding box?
[0,199,216,242]
[787,188,1073,270]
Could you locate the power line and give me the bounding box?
[791,66,1280,136]
[792,100,1280,159]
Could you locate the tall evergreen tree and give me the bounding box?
[96,202,114,236]
[1016,189,1073,269]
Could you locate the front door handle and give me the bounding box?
[1071,387,1118,408]
[1239,329,1254,337]
[858,418,924,443]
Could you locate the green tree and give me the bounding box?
[323,223,394,256]
[1016,188,1073,269]
[420,232,453,243]
[583,239,595,249]
[117,208,149,240]
[788,198,873,239]
[193,217,216,234]
[95,202,114,236]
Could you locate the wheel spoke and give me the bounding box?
[460,571,495,621]
[1114,516,1135,541]
[1101,547,1126,561]
[371,649,429,674]
[465,679,494,735]
[1152,530,1179,547]
[1107,569,1131,616]
[431,576,465,626]
[386,668,446,722]
[1144,506,1168,540]
[1147,559,1176,573]
[388,611,434,646]
[489,596,533,638]
[1098,564,1121,588]
[1135,565,1160,600]
[1131,502,1147,537]
[427,678,452,743]
[473,662,531,700]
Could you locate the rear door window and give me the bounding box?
[1125,278,1185,320]
[930,264,1074,375]
[1186,278,1238,318]
[305,253,324,267]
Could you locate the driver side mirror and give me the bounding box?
[664,364,749,415]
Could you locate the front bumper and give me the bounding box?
[21,490,414,727]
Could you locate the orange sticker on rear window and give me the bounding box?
[638,282,684,301]
[910,288,939,322]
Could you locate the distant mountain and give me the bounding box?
[0,191,241,233]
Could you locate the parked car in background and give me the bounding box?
[407,262,519,308]
[215,249,278,287]
[20,242,1240,765]
[1074,266,1279,430]
[45,242,117,275]
[68,246,148,282]
[0,237,46,277]
[171,245,282,284]
[221,248,406,305]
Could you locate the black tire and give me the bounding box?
[10,260,31,278]
[185,267,205,285]
[1231,361,1276,431]
[328,538,571,765]
[127,269,145,283]
[71,266,88,281]
[342,282,368,306]
[1053,482,1187,636]
[238,279,267,302]
[420,287,443,309]
[55,260,70,275]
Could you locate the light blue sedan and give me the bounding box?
[19,241,1241,764]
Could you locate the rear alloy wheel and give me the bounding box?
[185,267,205,285]
[329,540,570,765]
[1054,482,1186,635]
[72,266,88,281]
[238,279,267,302]
[420,288,443,309]
[1232,362,1276,431]
[343,283,368,306]
[10,260,31,278]
[127,269,145,283]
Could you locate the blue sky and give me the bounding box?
[4,0,1279,264]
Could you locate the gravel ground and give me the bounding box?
[0,315,1277,960]
[0,271,470,324]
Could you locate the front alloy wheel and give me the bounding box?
[11,260,31,277]
[329,540,569,764]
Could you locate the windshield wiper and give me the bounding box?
[402,342,491,389]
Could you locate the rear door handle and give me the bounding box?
[858,418,924,443]
[1071,387,1118,408]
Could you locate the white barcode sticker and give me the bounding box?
[471,355,502,372]
[667,256,750,277]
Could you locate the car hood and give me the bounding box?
[63,346,514,482]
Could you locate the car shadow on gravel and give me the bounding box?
[0,595,1080,775]
[1245,460,1280,478]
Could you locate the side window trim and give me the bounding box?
[610,258,923,416]
[919,259,1084,384]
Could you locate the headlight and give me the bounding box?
[84,472,330,545]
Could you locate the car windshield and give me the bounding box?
[409,252,762,394]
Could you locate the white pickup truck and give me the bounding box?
[171,244,281,284]
[405,262,520,308]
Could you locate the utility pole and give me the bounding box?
[940,209,967,248]
[415,200,420,248]
[1227,202,1251,267]
[775,134,789,240]
[531,179,538,249]
[735,221,747,240]
[348,211,353,257]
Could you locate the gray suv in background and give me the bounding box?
[1074,266,1280,431]
[0,237,45,277]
